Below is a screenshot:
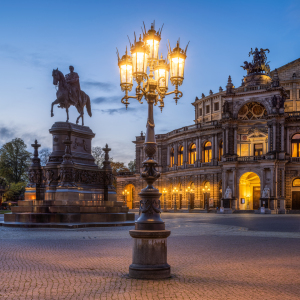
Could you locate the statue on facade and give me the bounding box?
[262,186,270,198]
[224,186,232,199]
[241,48,270,75]
[51,66,92,126]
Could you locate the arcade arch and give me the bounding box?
[239,172,261,210]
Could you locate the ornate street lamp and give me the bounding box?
[117,22,189,279]
[122,189,129,206]
[186,186,194,211]
[172,187,179,211]
[202,185,210,212]
[162,188,168,212]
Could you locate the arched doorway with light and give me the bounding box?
[239,172,261,210]
[123,184,135,209]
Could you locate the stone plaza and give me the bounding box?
[0,213,299,300]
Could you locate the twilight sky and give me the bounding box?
[1,0,300,164]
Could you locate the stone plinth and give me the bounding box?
[129,230,171,279]
[4,122,135,228]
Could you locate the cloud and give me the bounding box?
[92,96,121,104]
[0,126,16,140]
[82,81,115,91]
[100,107,137,115]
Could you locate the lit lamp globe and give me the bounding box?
[154,55,169,93]
[142,24,161,62]
[168,41,188,87]
[130,35,149,83]
[118,48,133,92]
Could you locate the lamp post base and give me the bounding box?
[129,230,171,279]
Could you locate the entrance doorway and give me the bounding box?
[239,172,261,210]
[292,192,300,210]
[124,184,135,209]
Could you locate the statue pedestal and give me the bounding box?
[4,122,135,228]
[217,198,233,214]
[129,230,171,279]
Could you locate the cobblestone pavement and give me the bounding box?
[0,213,300,300]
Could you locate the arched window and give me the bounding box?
[203,141,212,162]
[189,144,196,164]
[178,146,184,166]
[293,178,300,186]
[219,141,223,161]
[170,148,174,167]
[292,134,300,157]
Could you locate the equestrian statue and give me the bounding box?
[51,66,92,125]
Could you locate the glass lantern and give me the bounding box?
[118,48,133,92]
[143,24,161,62]
[131,35,149,83]
[168,41,187,86]
[154,55,169,91]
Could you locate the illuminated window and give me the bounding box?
[204,141,212,163]
[254,144,263,156]
[170,148,174,167]
[189,144,196,164]
[238,144,249,156]
[178,146,184,166]
[219,141,223,161]
[291,134,300,157]
[293,178,300,186]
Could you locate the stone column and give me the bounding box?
[174,143,178,166]
[286,127,290,154]
[184,140,188,165]
[234,127,237,155]
[212,136,215,160]
[273,122,276,152]
[197,137,202,162]
[232,169,237,210]
[215,135,218,161]
[281,124,285,152]
[225,128,229,155]
[167,145,170,167]
[280,168,286,211]
[268,125,271,152]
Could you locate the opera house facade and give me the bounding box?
[117,51,300,213]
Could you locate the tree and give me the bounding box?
[0,138,31,183]
[39,148,51,166]
[110,161,129,175]
[4,182,26,201]
[92,146,105,168]
[128,159,136,173]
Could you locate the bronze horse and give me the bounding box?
[51,69,92,125]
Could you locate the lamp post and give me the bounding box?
[122,189,129,207]
[202,185,210,212]
[162,188,167,212]
[117,22,188,279]
[186,186,194,211]
[172,187,179,211]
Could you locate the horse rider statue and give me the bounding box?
[51,66,92,126]
[65,66,80,106]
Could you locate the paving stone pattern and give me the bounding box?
[0,214,300,300]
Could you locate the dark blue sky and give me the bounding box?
[1,0,300,163]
